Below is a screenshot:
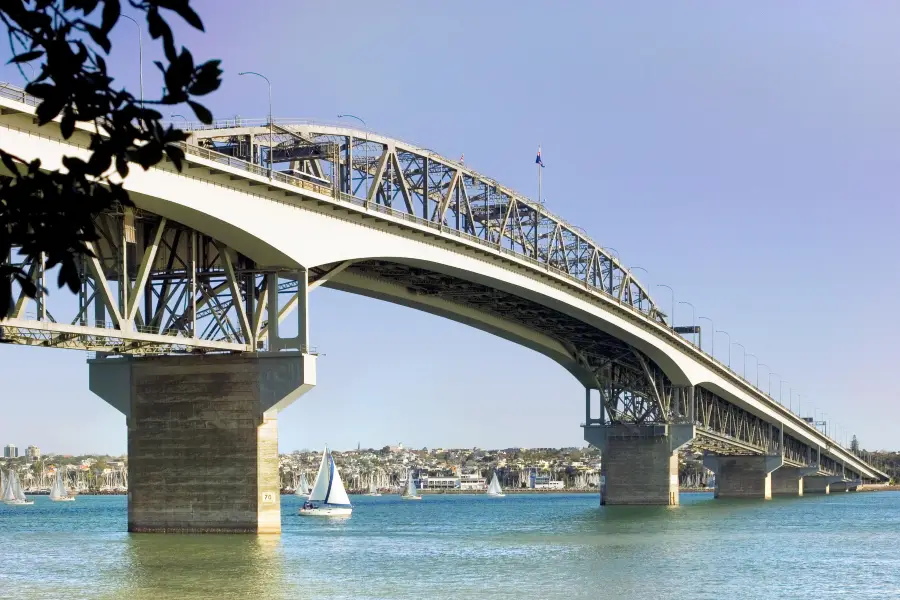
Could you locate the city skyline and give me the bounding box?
[1,1,898,454]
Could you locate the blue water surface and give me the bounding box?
[0,491,898,599]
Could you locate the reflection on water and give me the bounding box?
[118,534,286,600]
[1,492,899,599]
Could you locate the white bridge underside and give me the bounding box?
[0,91,884,483]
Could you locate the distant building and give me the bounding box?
[3,444,18,458]
[419,476,459,490]
[459,473,486,490]
[24,445,40,461]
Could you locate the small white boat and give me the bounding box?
[299,447,353,517]
[486,472,506,498]
[294,472,310,498]
[401,473,422,500]
[49,470,75,502]
[367,482,382,497]
[2,470,34,505]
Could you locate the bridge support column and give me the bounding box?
[770,467,817,496]
[585,424,695,506]
[703,455,783,500]
[803,475,842,495]
[89,351,316,533]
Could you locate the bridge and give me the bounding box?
[0,83,887,533]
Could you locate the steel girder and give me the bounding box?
[186,122,665,325]
[1,208,311,355]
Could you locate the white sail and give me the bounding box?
[0,470,12,502]
[487,473,504,496]
[369,482,377,493]
[307,448,351,506]
[49,470,69,500]
[405,473,418,497]
[12,472,26,501]
[294,472,309,497]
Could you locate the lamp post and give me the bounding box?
[733,343,746,379]
[768,372,779,398]
[780,381,789,407]
[121,15,143,108]
[757,362,768,391]
[170,113,188,125]
[657,284,674,330]
[716,330,731,368]
[239,71,273,178]
[337,114,368,198]
[698,316,714,357]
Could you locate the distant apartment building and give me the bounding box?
[25,445,41,461]
[3,444,18,458]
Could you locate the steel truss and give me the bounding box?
[187,122,664,324]
[1,208,311,355]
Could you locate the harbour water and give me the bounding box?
[0,491,898,599]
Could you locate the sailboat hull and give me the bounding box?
[298,506,352,517]
[401,495,422,500]
[4,499,33,505]
[50,497,75,502]
[487,493,506,498]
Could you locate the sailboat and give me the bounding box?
[367,481,382,497]
[2,470,34,505]
[294,472,310,498]
[486,472,506,497]
[401,472,422,500]
[49,469,75,502]
[299,447,353,517]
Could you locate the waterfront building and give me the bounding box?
[419,476,460,490]
[460,473,487,490]
[25,445,40,461]
[3,444,17,458]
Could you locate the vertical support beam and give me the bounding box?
[422,157,429,219]
[298,268,308,351]
[703,455,783,500]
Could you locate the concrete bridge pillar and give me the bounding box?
[585,424,695,506]
[829,480,852,493]
[89,351,316,533]
[770,467,816,496]
[703,455,783,500]
[800,475,842,495]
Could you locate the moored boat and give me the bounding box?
[401,473,422,500]
[486,472,505,498]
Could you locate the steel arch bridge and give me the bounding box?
[0,83,887,486]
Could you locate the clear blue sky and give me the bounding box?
[1,1,898,454]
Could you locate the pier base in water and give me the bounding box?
[586,424,695,506]
[90,352,316,533]
[703,455,783,500]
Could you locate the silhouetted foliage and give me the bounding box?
[0,0,222,316]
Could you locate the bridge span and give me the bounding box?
[0,83,886,533]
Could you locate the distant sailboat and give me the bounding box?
[49,470,75,502]
[401,472,422,500]
[299,447,353,517]
[486,472,505,497]
[2,470,33,505]
[367,481,382,497]
[294,472,310,498]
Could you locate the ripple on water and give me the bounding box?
[0,492,899,599]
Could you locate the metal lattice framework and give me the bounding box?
[186,121,665,324]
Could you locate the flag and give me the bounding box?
[535,146,544,167]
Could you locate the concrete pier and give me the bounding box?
[703,455,783,500]
[771,467,815,496]
[803,475,842,495]
[585,424,694,506]
[90,352,316,533]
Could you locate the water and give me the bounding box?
[1,491,898,599]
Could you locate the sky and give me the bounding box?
[1,1,898,454]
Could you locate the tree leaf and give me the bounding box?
[101,0,121,33]
[187,100,212,124]
[9,50,44,64]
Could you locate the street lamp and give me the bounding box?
[780,381,789,407]
[698,316,714,357]
[239,71,273,178]
[338,114,368,198]
[170,113,188,125]
[657,284,674,330]
[768,372,779,398]
[757,362,769,391]
[733,343,746,379]
[121,15,143,108]
[716,330,731,368]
